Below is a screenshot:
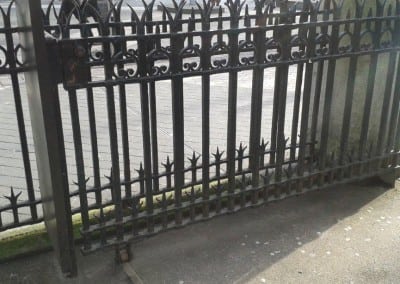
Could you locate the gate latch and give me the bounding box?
[45,33,90,89]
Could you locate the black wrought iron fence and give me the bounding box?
[0,1,41,231]
[34,0,400,254]
[2,0,400,267]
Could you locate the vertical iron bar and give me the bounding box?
[310,0,331,159]
[249,10,266,202]
[119,77,132,198]
[269,8,283,198]
[137,17,154,231]
[101,23,124,240]
[86,82,102,205]
[290,65,303,160]
[114,11,132,199]
[339,4,363,167]
[76,13,102,206]
[226,2,242,211]
[269,6,280,166]
[149,80,159,192]
[68,90,90,248]
[274,3,290,184]
[318,4,341,174]
[200,8,211,217]
[149,25,159,193]
[359,3,384,159]
[4,10,37,220]
[298,1,317,181]
[170,14,185,225]
[290,3,310,162]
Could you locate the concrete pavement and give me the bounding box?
[1,179,400,283]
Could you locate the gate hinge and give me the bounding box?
[45,33,90,88]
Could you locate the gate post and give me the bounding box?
[15,0,77,277]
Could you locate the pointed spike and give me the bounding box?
[6,187,22,202]
[244,3,250,27]
[9,187,15,200]
[136,163,144,176]
[367,7,373,18]
[104,173,111,181]
[191,7,195,19]
[99,206,105,222]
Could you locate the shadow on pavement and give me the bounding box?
[0,178,392,283]
[129,178,390,283]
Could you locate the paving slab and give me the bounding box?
[1,180,399,283]
[125,180,400,284]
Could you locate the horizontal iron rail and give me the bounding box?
[80,154,399,253]
[60,46,400,90]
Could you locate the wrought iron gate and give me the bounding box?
[13,0,400,276]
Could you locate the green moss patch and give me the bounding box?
[0,177,248,261]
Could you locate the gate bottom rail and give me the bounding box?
[79,151,400,254]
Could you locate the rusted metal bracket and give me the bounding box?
[115,243,131,263]
[45,34,90,88]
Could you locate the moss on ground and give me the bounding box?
[0,214,85,261]
[0,177,249,261]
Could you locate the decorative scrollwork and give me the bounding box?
[180,45,201,72]
[147,48,171,76]
[210,42,228,69]
[0,45,8,70]
[359,30,373,51]
[290,35,308,60]
[112,49,139,79]
[265,38,281,63]
[88,42,104,61]
[379,30,393,48]
[238,40,255,66]
[14,44,27,67]
[338,31,353,54]
[314,33,330,56]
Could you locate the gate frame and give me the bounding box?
[15,0,76,277]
